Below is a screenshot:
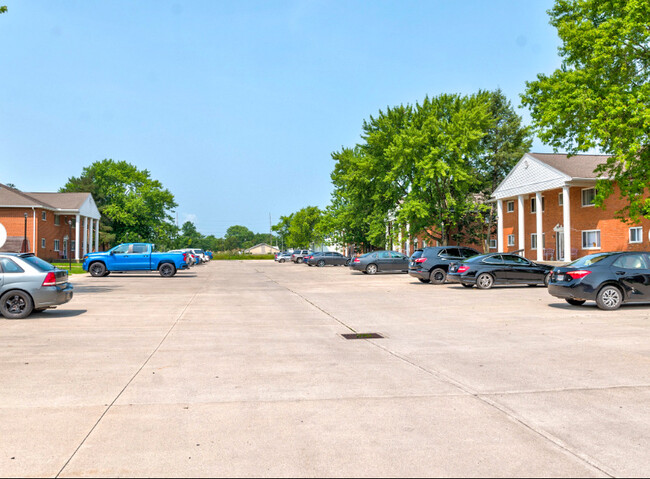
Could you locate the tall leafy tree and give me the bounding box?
[522,0,650,220]
[286,206,322,248]
[61,159,177,247]
[224,225,255,250]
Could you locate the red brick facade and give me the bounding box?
[0,207,91,261]
[500,185,650,260]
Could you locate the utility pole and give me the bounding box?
[269,213,272,248]
[21,213,27,253]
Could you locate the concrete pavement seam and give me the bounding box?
[54,289,201,478]
[262,268,616,478]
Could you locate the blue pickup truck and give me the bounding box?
[82,243,189,277]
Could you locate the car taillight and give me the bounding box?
[567,270,592,280]
[42,272,57,286]
[183,253,187,261]
[353,258,360,263]
[457,265,470,273]
[414,258,427,263]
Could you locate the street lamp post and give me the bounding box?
[68,219,72,273]
[22,212,28,253]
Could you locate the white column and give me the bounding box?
[497,199,504,252]
[386,223,390,250]
[398,227,403,254]
[75,214,81,260]
[406,223,410,256]
[563,186,571,262]
[536,192,543,262]
[518,195,525,257]
[83,216,89,255]
[95,219,99,251]
[88,219,93,253]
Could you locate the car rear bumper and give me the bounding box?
[548,283,597,301]
[408,269,429,280]
[34,283,74,308]
[446,273,472,285]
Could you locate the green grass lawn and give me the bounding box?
[51,263,86,274]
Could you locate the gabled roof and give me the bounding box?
[527,153,610,179]
[0,183,100,219]
[492,153,610,200]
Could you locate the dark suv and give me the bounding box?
[408,246,479,284]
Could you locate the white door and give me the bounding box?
[556,229,564,261]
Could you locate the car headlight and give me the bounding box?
[82,255,88,260]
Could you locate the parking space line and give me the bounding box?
[55,289,201,478]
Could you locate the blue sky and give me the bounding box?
[0,1,561,237]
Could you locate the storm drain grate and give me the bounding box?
[341,333,384,340]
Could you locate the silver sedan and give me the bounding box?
[0,253,73,319]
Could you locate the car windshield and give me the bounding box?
[21,256,56,272]
[569,253,615,268]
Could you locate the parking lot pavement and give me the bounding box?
[1,261,648,477]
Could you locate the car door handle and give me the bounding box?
[615,271,625,276]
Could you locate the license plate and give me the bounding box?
[556,274,564,281]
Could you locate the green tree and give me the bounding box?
[0,7,7,14]
[286,206,322,248]
[521,0,650,221]
[61,159,177,247]
[224,225,254,250]
[272,214,293,249]
[175,221,203,248]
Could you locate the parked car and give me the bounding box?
[291,250,310,263]
[447,253,553,289]
[184,248,208,263]
[275,251,292,263]
[548,251,650,310]
[306,251,351,267]
[349,250,410,274]
[302,252,320,265]
[83,243,189,277]
[0,253,73,319]
[169,249,195,266]
[408,246,479,284]
[206,251,213,260]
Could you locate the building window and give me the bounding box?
[71,241,76,252]
[530,196,545,213]
[54,215,60,226]
[41,238,46,249]
[489,239,497,249]
[531,233,546,249]
[54,239,60,251]
[582,230,601,249]
[41,211,46,221]
[506,201,514,213]
[629,227,643,244]
[582,188,596,207]
[507,234,515,246]
[558,192,563,206]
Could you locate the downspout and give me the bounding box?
[32,207,36,254]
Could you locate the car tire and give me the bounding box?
[159,263,176,277]
[476,273,494,290]
[566,299,586,306]
[418,278,431,284]
[1,290,34,319]
[462,283,474,288]
[345,259,351,266]
[279,259,285,263]
[317,260,325,267]
[366,264,378,275]
[89,262,106,277]
[430,268,446,285]
[596,285,623,310]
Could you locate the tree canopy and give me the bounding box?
[521,0,650,220]
[60,159,177,248]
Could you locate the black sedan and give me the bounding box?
[548,251,650,310]
[306,251,350,267]
[349,250,410,274]
[447,253,553,289]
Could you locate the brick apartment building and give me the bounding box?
[492,152,650,262]
[0,183,100,261]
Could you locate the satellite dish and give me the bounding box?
[0,222,6,249]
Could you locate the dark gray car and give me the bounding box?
[0,253,73,319]
[348,250,410,274]
[306,251,351,267]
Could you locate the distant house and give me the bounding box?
[0,183,100,261]
[244,243,280,255]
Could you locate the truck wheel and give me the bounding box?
[89,262,106,277]
[159,263,176,277]
[1,290,34,319]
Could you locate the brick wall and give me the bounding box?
[501,185,650,260]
